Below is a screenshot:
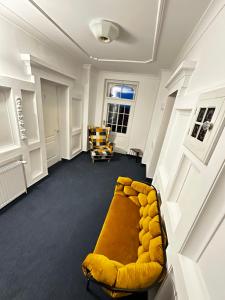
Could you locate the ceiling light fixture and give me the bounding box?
[89,19,119,44]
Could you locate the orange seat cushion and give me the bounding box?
[94,194,140,265]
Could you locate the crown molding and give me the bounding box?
[21,53,77,81]
[165,60,197,90]
[28,0,165,64]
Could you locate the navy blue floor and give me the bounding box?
[0,153,151,300]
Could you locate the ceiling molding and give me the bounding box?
[28,0,165,64]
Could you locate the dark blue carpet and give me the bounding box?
[0,153,149,300]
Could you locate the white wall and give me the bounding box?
[94,71,160,153]
[0,12,84,204]
[82,65,99,151]
[152,1,225,299]
[142,70,171,177]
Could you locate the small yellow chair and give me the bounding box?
[82,177,167,298]
[89,127,114,163]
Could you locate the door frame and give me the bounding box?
[40,78,68,168]
[102,79,138,153]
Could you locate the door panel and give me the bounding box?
[41,81,60,167]
[103,101,134,153]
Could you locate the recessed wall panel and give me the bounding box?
[72,98,82,130]
[0,88,14,149]
[72,133,81,154]
[21,90,39,143]
[30,148,42,180]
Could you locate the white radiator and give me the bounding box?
[0,161,27,209]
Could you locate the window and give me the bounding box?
[107,83,135,100]
[106,103,130,134]
[184,90,225,165]
[191,107,215,142]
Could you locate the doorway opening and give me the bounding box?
[148,90,178,177]
[40,79,68,168]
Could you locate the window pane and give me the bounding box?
[121,85,135,100]
[109,85,121,98]
[109,103,118,113]
[107,112,117,124]
[197,108,206,122]
[119,105,125,113]
[111,125,116,132]
[123,114,129,126]
[124,105,130,114]
[197,126,207,142]
[191,124,200,138]
[118,114,123,126]
[122,126,127,134]
[108,84,135,100]
[204,107,215,122]
[117,126,122,133]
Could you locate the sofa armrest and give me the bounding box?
[116,262,163,289]
[82,253,123,286]
[82,254,163,290]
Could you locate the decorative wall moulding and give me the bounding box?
[165,61,197,89]
[21,54,76,81]
[184,87,225,164]
[15,97,27,140]
[28,0,165,64]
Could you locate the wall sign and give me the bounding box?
[15,97,27,140]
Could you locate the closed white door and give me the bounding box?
[41,80,61,167]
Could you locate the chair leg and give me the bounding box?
[86,278,90,291]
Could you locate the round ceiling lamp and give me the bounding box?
[89,19,119,44]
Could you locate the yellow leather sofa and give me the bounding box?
[82,177,167,298]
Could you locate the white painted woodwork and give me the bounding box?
[21,90,39,144]
[152,2,225,299]
[41,80,61,167]
[0,160,26,209]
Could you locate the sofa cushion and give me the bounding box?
[94,194,140,264]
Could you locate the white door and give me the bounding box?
[41,80,61,167]
[102,82,136,153]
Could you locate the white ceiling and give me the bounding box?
[0,0,212,74]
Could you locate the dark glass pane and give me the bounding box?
[197,126,207,142]
[121,85,135,100]
[118,114,123,126]
[124,105,130,114]
[109,85,121,98]
[197,108,206,122]
[191,124,200,138]
[117,126,122,133]
[107,112,117,124]
[204,107,215,122]
[119,105,125,113]
[122,126,127,134]
[106,123,111,127]
[111,125,116,132]
[108,103,118,113]
[123,114,129,126]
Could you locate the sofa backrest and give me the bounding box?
[114,177,166,270]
